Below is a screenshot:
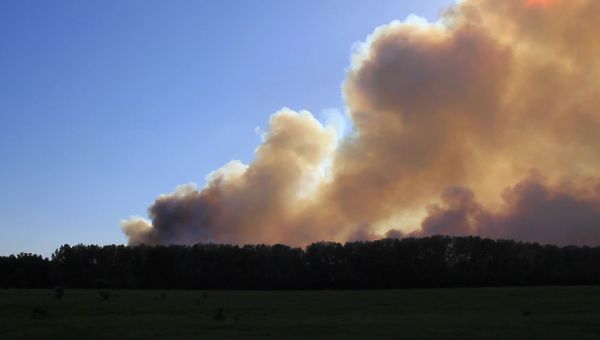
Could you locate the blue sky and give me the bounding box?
[0,0,453,256]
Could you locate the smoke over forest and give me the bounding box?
[122,0,600,247]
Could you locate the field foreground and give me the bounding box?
[1,287,599,339]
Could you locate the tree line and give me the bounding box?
[1,236,599,289]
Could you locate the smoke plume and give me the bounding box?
[122,0,600,247]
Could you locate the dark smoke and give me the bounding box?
[123,0,600,247]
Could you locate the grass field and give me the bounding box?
[1,287,599,339]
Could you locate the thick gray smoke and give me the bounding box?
[122,0,600,247]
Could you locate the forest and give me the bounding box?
[2,236,600,289]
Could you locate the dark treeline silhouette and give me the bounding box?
[1,236,600,289]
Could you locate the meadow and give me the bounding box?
[1,287,599,339]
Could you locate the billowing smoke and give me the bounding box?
[414,174,600,246]
[122,0,600,247]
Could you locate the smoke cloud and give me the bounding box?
[413,174,600,246]
[122,0,600,247]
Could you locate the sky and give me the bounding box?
[0,0,454,256]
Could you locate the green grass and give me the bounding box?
[1,287,599,339]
